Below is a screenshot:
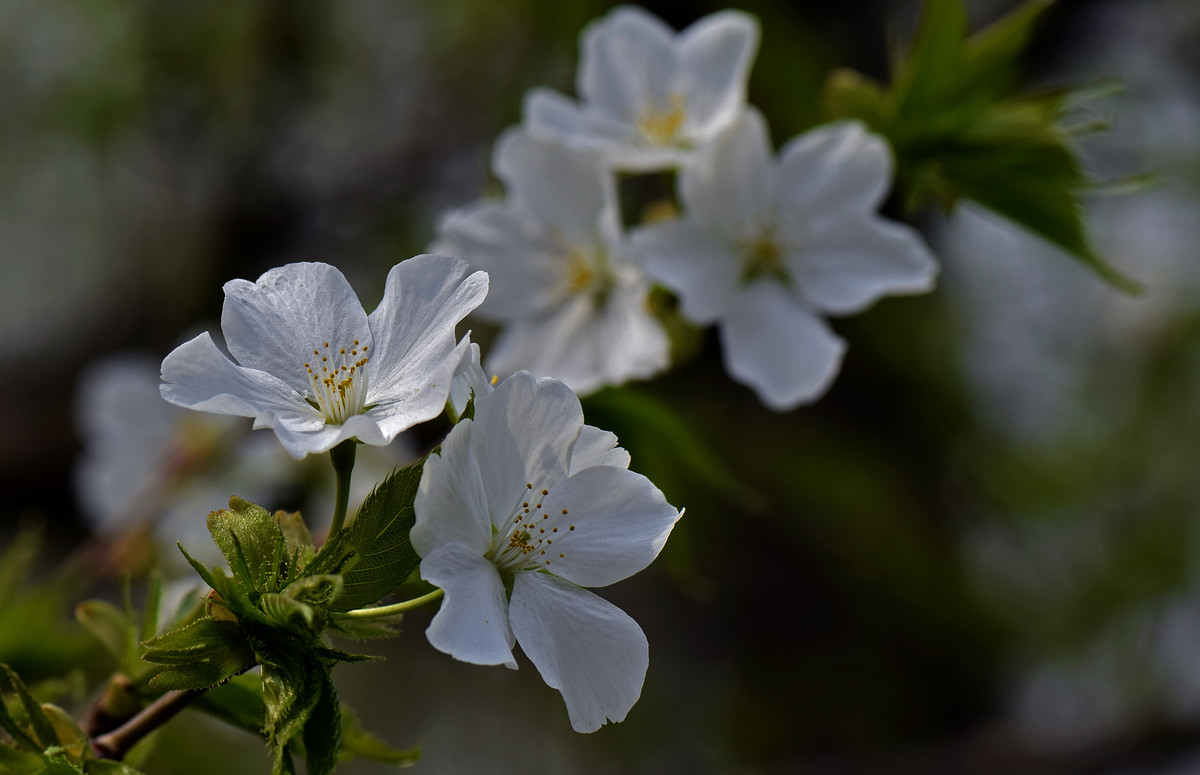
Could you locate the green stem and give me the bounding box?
[327,440,357,539]
[341,588,444,619]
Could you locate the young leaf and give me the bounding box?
[0,665,58,751]
[0,744,42,774]
[339,710,420,767]
[193,673,265,736]
[39,705,87,763]
[824,0,1139,291]
[207,497,288,593]
[142,618,255,691]
[300,670,341,775]
[321,462,424,611]
[74,601,134,666]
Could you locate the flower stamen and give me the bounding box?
[304,339,370,424]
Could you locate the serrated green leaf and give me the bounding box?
[74,601,133,665]
[1,665,58,751]
[301,670,341,775]
[35,750,84,774]
[208,497,288,594]
[965,0,1056,97]
[893,0,969,114]
[323,462,424,611]
[142,618,254,691]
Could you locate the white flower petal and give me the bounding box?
[365,254,488,422]
[719,280,846,410]
[493,129,611,244]
[777,121,892,221]
[421,543,516,669]
[538,465,680,588]
[412,418,492,557]
[448,341,494,418]
[569,425,630,474]
[790,215,939,314]
[221,262,370,390]
[160,332,315,425]
[578,6,676,123]
[510,572,648,733]
[470,372,583,528]
[433,200,564,321]
[523,88,627,151]
[676,11,759,142]
[486,284,668,396]
[635,220,741,324]
[679,108,776,236]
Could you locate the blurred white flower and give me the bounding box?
[75,354,417,564]
[160,256,487,459]
[632,110,938,409]
[433,129,669,394]
[411,371,678,732]
[524,6,758,171]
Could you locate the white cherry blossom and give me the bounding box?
[524,6,759,171]
[432,129,669,395]
[632,109,938,410]
[160,255,488,459]
[411,371,678,732]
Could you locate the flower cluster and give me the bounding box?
[434,5,938,409]
[157,254,682,736]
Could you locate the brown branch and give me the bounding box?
[89,688,204,761]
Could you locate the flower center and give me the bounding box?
[489,482,577,575]
[558,243,615,305]
[304,340,370,424]
[636,93,687,147]
[738,231,789,284]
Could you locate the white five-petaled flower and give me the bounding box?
[160,255,488,459]
[524,6,759,171]
[432,129,669,395]
[631,110,939,410]
[411,371,681,733]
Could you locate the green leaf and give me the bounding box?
[34,751,84,774]
[193,673,265,736]
[300,670,341,775]
[39,705,87,763]
[86,760,146,775]
[274,511,315,570]
[207,497,288,594]
[0,664,58,750]
[824,0,1139,292]
[318,462,424,611]
[74,601,133,666]
[258,594,319,635]
[142,618,255,691]
[0,743,42,773]
[340,711,419,767]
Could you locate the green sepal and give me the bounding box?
[141,618,255,691]
[86,761,146,775]
[311,461,424,611]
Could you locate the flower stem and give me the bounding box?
[328,440,357,539]
[90,688,203,761]
[341,588,444,619]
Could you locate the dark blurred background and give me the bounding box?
[3,0,1200,772]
